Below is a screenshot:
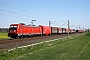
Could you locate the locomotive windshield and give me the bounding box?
[9,26,17,30]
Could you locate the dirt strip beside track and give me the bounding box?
[0,33,84,50]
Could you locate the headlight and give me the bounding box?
[14,30,16,32]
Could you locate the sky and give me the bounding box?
[0,0,90,30]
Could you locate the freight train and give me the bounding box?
[8,23,84,38]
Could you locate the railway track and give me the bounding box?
[0,33,84,50]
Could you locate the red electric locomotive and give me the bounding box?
[8,23,42,38]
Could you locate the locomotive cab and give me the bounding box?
[8,24,18,38]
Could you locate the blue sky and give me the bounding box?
[0,0,90,29]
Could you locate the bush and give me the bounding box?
[85,32,90,36]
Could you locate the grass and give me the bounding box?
[0,32,90,60]
[18,35,90,60]
[0,32,10,39]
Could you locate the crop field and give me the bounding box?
[0,32,90,60]
[0,32,10,39]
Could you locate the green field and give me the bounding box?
[0,33,90,60]
[0,32,10,39]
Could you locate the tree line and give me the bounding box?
[0,28,9,32]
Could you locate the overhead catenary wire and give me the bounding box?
[0,2,39,16]
[0,9,39,19]
[0,2,64,27]
[0,9,49,21]
[0,2,49,21]
[0,13,30,20]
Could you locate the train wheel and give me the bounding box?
[14,36,17,39]
[19,36,22,38]
[11,36,16,39]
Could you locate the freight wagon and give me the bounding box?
[51,27,58,35]
[76,30,84,33]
